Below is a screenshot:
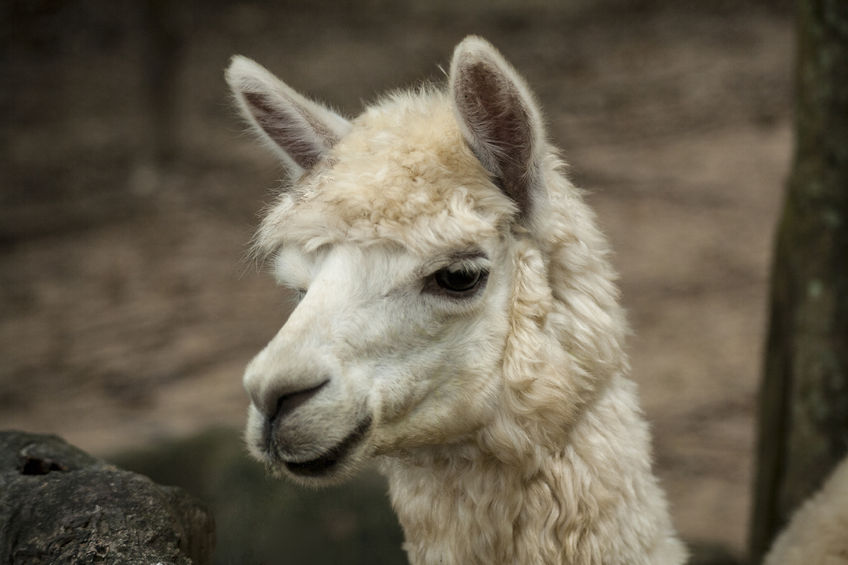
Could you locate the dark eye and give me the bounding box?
[290,288,307,305]
[435,268,481,291]
[426,266,489,297]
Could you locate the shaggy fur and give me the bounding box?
[764,456,848,565]
[227,37,686,564]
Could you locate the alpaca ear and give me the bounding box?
[449,36,546,218]
[226,55,352,176]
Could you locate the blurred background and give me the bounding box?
[2,0,794,562]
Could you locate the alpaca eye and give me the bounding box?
[290,288,307,305]
[427,266,488,297]
[435,268,480,291]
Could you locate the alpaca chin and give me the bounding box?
[279,415,373,485]
[244,403,374,486]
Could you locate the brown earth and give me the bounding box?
[1,1,793,558]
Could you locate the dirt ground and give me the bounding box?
[1,1,793,558]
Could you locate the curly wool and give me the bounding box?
[765,456,848,565]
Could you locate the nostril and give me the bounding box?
[270,380,330,424]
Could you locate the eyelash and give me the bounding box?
[422,261,490,299]
[287,287,307,307]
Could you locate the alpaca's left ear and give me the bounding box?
[226,56,351,178]
[449,36,546,219]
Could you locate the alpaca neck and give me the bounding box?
[380,375,686,565]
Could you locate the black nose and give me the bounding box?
[268,380,329,424]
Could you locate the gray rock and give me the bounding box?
[0,430,214,564]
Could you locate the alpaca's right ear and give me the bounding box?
[226,56,351,177]
[449,37,546,220]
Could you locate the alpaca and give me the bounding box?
[764,455,848,565]
[226,36,687,564]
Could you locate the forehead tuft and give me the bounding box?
[255,90,517,257]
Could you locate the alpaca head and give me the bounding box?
[227,37,621,485]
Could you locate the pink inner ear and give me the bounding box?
[243,91,328,170]
[456,60,535,217]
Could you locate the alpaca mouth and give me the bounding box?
[284,416,372,477]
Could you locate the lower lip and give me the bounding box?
[284,415,372,477]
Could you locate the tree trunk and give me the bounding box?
[143,0,189,168]
[749,1,848,562]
